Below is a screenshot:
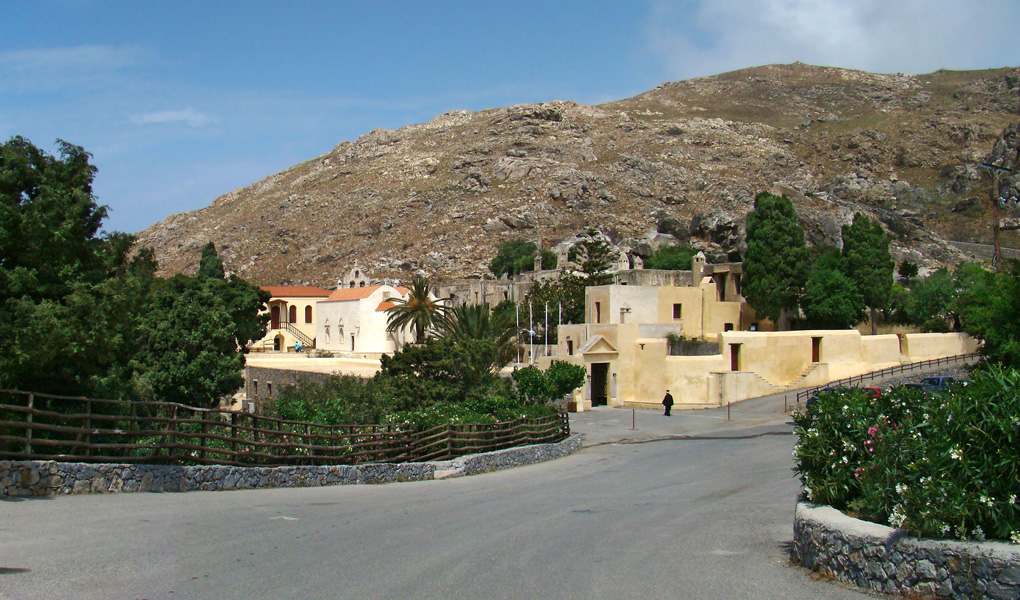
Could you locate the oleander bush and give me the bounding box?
[793,365,1020,544]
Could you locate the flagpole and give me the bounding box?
[529,302,534,365]
[545,302,549,358]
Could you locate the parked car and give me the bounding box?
[920,376,956,389]
[860,386,882,398]
[903,382,939,395]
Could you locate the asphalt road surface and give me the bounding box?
[0,427,873,600]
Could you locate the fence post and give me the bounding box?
[230,412,238,461]
[199,413,208,461]
[305,423,312,465]
[24,393,33,457]
[251,414,260,465]
[446,423,453,459]
[84,396,92,458]
[169,404,178,460]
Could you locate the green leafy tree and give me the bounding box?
[802,248,864,329]
[897,260,919,282]
[197,241,226,279]
[525,272,586,340]
[840,213,893,334]
[644,244,698,270]
[376,336,500,408]
[0,137,107,302]
[900,268,957,332]
[955,260,1020,368]
[742,192,809,325]
[385,276,447,343]
[0,138,155,397]
[488,239,557,278]
[138,276,246,408]
[568,228,614,285]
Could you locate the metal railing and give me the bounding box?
[793,353,980,405]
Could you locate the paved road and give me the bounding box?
[0,426,874,600]
[3,361,972,600]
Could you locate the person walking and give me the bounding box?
[662,389,674,417]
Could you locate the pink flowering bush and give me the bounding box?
[794,365,1020,543]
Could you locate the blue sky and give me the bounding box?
[3,1,1018,234]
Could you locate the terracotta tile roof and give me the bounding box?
[261,286,332,298]
[325,285,384,302]
[376,300,397,311]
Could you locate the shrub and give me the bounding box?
[644,245,698,271]
[267,375,388,425]
[512,360,585,403]
[793,366,1020,543]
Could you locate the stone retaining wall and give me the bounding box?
[793,501,1020,599]
[0,436,582,497]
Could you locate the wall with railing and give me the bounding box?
[0,390,570,467]
[793,353,980,405]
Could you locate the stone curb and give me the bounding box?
[0,435,582,497]
[793,500,1020,599]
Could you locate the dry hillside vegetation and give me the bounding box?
[135,63,1020,286]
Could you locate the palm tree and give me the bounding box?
[440,302,518,370]
[385,276,447,343]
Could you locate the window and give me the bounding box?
[288,305,297,323]
[724,323,734,331]
[305,305,312,323]
[673,303,683,320]
[567,340,574,355]
[595,302,602,323]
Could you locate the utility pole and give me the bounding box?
[978,161,1017,270]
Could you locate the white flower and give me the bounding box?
[889,505,907,529]
[971,526,986,541]
[950,447,963,460]
[940,524,951,535]
[804,485,814,501]
[896,483,909,495]
[1009,494,1017,506]
[1011,531,1020,545]
[980,495,994,508]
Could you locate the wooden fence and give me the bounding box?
[793,353,981,405]
[0,390,570,467]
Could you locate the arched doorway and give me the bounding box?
[274,334,285,352]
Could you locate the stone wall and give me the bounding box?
[793,501,1020,599]
[0,436,581,497]
[244,365,334,405]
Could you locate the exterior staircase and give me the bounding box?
[284,323,315,348]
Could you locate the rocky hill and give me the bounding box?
[134,63,1020,287]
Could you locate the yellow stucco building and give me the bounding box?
[547,278,978,410]
[251,286,332,352]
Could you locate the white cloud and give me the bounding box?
[130,108,216,127]
[647,0,1020,80]
[0,44,148,92]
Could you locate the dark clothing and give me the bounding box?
[662,392,674,416]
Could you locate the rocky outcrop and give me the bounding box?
[132,64,1020,286]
